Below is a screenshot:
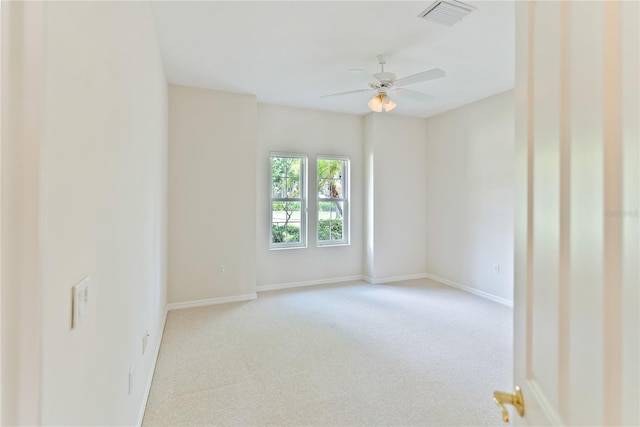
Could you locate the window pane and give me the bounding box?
[331,180,343,198]
[272,157,302,198]
[286,177,300,198]
[318,201,344,241]
[318,219,343,241]
[318,181,330,198]
[318,200,343,219]
[272,175,284,198]
[317,159,344,199]
[318,178,343,199]
[317,159,343,180]
[271,201,302,244]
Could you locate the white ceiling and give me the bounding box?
[152,1,514,118]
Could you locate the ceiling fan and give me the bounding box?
[322,55,445,112]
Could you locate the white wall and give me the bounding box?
[256,104,363,286]
[425,90,514,302]
[168,85,257,303]
[364,114,428,281]
[2,2,168,425]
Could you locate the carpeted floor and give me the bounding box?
[142,279,513,426]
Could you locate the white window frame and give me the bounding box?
[270,152,308,250]
[316,155,350,247]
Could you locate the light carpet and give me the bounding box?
[143,279,512,426]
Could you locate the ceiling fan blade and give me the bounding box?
[349,69,380,86]
[321,88,373,98]
[393,88,435,103]
[395,68,446,86]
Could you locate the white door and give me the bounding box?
[503,1,639,425]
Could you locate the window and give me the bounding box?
[317,156,349,246]
[270,153,307,249]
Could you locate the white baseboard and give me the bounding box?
[137,307,168,427]
[363,273,428,285]
[167,293,257,311]
[257,275,365,293]
[424,273,514,307]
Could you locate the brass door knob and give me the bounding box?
[493,385,525,422]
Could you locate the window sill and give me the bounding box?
[316,242,350,248]
[269,245,308,251]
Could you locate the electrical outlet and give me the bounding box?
[71,277,90,329]
[493,264,501,274]
[142,329,150,355]
[218,265,225,275]
[321,252,327,262]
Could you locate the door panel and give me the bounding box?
[514,1,639,425]
[621,2,640,423]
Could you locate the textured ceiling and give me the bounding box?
[152,1,514,118]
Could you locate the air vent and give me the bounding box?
[418,0,476,26]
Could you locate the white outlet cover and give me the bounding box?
[72,277,90,329]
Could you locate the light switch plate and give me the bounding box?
[72,276,90,329]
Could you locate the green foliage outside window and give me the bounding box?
[318,219,342,241]
[271,224,301,243]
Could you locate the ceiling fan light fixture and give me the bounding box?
[382,95,397,112]
[368,93,383,112]
[369,92,396,113]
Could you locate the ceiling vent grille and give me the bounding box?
[418,0,476,26]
